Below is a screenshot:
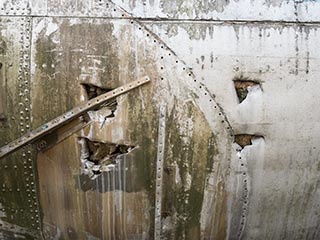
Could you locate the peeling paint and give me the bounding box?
[0,0,320,239]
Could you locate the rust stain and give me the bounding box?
[234,134,263,148]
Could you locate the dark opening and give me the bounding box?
[78,137,135,180]
[81,83,111,100]
[233,78,261,103]
[81,83,117,114]
[234,134,264,148]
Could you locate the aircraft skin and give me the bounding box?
[0,0,319,239]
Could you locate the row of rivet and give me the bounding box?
[19,17,41,232]
[237,152,249,239]
[16,17,29,224]
[20,16,33,222]
[123,13,236,238]
[0,3,31,16]
[139,27,234,137]
[78,2,235,237]
[0,17,32,225]
[93,0,128,17]
[154,106,166,239]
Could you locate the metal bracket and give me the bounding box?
[0,76,150,160]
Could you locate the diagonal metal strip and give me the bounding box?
[0,77,150,160]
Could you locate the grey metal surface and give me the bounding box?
[0,0,319,239]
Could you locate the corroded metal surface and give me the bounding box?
[154,105,165,239]
[0,77,150,159]
[0,16,41,239]
[0,0,320,240]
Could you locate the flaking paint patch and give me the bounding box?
[45,19,59,36]
[163,98,224,239]
[32,16,234,239]
[164,23,215,41]
[160,0,232,18]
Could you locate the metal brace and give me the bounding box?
[0,77,150,160]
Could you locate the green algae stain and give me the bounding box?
[35,37,57,77]
[127,83,158,240]
[163,99,218,239]
[33,19,121,126]
[127,86,157,193]
[0,37,7,55]
[0,28,41,236]
[60,21,120,89]
[34,31,61,125]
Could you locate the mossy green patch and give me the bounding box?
[0,36,7,55]
[163,99,218,239]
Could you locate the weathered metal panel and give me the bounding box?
[112,0,297,21]
[0,0,47,16]
[0,16,41,239]
[143,21,320,239]
[0,0,319,239]
[296,0,320,22]
[29,15,233,239]
[46,0,127,18]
